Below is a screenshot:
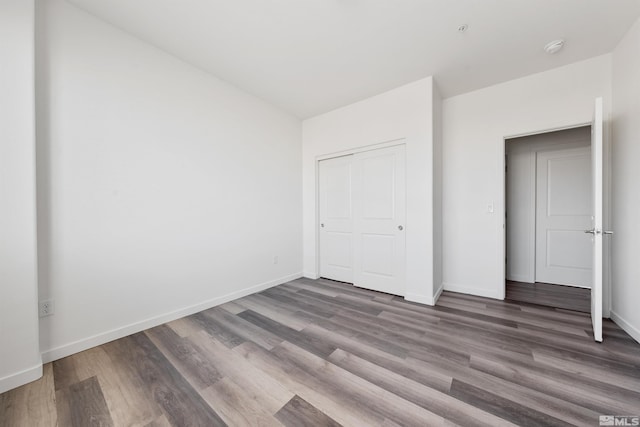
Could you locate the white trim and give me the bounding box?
[313,156,321,279]
[556,283,591,289]
[433,283,444,304]
[303,271,320,280]
[404,292,434,305]
[41,272,302,363]
[528,147,537,284]
[443,282,504,300]
[610,310,640,345]
[506,274,534,284]
[504,122,591,140]
[315,138,406,162]
[0,361,43,394]
[603,110,613,321]
[405,283,443,306]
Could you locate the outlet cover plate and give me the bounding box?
[39,300,54,317]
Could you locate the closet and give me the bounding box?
[318,144,406,296]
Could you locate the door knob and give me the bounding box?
[398,225,403,231]
[603,230,614,235]
[584,229,599,235]
[320,223,325,228]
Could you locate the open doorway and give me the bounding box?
[505,126,592,312]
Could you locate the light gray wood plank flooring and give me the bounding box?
[1,277,639,426]
[506,280,591,313]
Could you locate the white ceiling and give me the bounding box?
[68,0,640,118]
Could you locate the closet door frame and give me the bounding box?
[315,139,406,288]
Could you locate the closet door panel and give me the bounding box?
[353,145,406,296]
[319,155,354,283]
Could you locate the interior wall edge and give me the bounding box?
[405,292,435,306]
[433,283,445,304]
[0,361,42,395]
[610,310,640,345]
[303,271,321,280]
[611,15,640,350]
[40,272,302,363]
[403,283,444,306]
[0,0,41,394]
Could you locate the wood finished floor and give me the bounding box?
[506,281,591,313]
[2,278,640,427]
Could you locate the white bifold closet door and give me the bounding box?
[319,144,406,296]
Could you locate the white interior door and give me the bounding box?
[590,97,604,343]
[535,147,593,287]
[319,155,354,283]
[353,145,406,295]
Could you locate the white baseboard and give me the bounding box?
[0,361,43,394]
[41,272,302,363]
[610,310,640,344]
[404,292,432,305]
[443,282,503,300]
[405,284,443,306]
[433,284,444,304]
[303,271,320,280]
[506,274,534,283]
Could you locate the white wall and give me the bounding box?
[0,0,42,393]
[432,84,444,300]
[36,0,302,362]
[611,17,640,343]
[506,127,590,284]
[303,77,439,304]
[442,55,612,301]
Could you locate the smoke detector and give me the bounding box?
[544,39,565,54]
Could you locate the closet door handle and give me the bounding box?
[398,225,404,231]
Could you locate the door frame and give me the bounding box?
[314,138,406,282]
[505,129,592,286]
[502,122,611,317]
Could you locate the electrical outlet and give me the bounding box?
[273,255,279,265]
[39,300,54,317]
